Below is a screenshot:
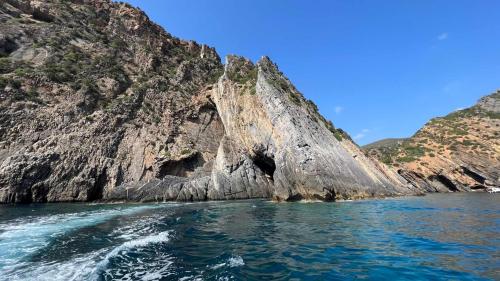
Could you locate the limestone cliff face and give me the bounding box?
[107,56,416,202]
[365,91,500,193]
[0,0,415,203]
[206,56,414,201]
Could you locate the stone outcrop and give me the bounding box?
[104,56,418,202]
[365,91,500,193]
[0,0,416,203]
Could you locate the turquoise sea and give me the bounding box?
[0,193,498,280]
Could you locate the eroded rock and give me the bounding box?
[0,0,416,203]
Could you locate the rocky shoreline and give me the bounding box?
[2,0,496,204]
[364,92,500,194]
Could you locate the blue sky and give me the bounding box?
[124,0,500,145]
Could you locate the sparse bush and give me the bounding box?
[483,111,500,119]
[10,79,21,89]
[380,154,393,165]
[333,130,343,141]
[63,50,81,63]
[249,84,256,95]
[44,62,71,82]
[397,156,417,163]
[228,66,257,85]
[0,58,11,73]
[449,127,467,136]
[288,92,301,105]
[462,140,475,146]
[0,76,7,88]
[209,68,224,84]
[14,67,29,77]
[157,81,169,92]
[161,150,171,158]
[26,88,38,99]
[81,78,98,93]
[306,99,318,112]
[401,144,426,158]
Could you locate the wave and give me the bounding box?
[0,205,161,270]
[227,255,244,267]
[0,231,173,281]
[210,255,245,270]
[0,248,105,281]
[92,231,171,276]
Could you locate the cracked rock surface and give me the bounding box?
[0,0,416,203]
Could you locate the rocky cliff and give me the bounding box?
[365,91,500,192]
[0,0,415,203]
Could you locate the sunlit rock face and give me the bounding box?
[365,91,500,193]
[0,0,415,203]
[208,56,414,201]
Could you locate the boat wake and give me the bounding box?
[94,231,173,280]
[0,205,174,281]
[0,205,161,269]
[1,230,173,281]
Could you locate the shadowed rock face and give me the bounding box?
[0,0,416,203]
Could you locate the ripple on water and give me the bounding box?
[0,193,498,280]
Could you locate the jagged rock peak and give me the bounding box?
[477,90,500,113]
[0,0,417,203]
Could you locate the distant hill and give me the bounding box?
[362,138,407,150]
[364,91,500,192]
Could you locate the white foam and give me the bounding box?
[112,213,164,240]
[0,205,160,270]
[298,199,323,203]
[209,255,244,270]
[141,265,172,281]
[92,231,171,278]
[1,231,173,281]
[227,255,244,267]
[179,276,203,281]
[210,262,226,270]
[0,248,105,281]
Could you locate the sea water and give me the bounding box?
[0,193,498,280]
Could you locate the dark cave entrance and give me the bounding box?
[461,166,486,185]
[156,152,205,178]
[430,174,459,192]
[0,37,18,56]
[252,153,276,182]
[88,168,106,201]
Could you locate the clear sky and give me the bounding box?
[123,0,500,145]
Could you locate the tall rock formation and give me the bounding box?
[365,91,500,192]
[204,56,412,201]
[0,0,415,203]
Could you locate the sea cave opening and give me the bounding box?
[252,153,276,182]
[430,174,459,192]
